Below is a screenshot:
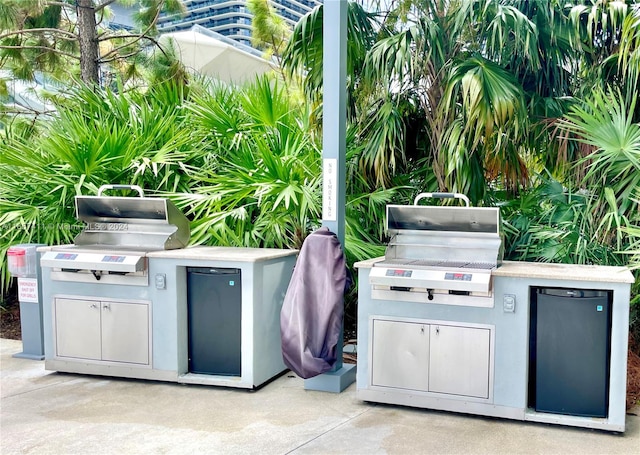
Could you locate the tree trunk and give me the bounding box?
[76,0,100,84]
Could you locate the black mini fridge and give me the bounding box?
[529,287,612,417]
[187,267,242,376]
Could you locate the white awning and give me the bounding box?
[160,28,276,84]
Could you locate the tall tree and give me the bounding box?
[0,0,184,86]
[77,0,100,83]
[247,0,290,62]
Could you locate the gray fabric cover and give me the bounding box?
[280,227,349,379]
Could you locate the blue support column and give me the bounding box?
[304,0,356,393]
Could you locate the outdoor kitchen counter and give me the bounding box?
[146,246,298,262]
[355,256,634,432]
[355,257,635,284]
[38,244,299,390]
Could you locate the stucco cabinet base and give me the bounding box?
[40,246,297,390]
[355,259,634,432]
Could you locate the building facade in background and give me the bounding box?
[158,0,322,48]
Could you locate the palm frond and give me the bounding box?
[558,87,640,217]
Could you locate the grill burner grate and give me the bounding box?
[376,259,495,270]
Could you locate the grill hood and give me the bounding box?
[73,185,190,250]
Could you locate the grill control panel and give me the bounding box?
[370,265,492,294]
[445,272,472,281]
[54,253,78,260]
[41,251,145,274]
[102,255,126,263]
[385,269,413,277]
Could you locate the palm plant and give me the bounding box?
[344,124,414,262]
[618,3,640,101]
[284,1,545,200]
[567,0,637,94]
[169,76,321,250]
[500,177,625,266]
[558,88,640,236]
[282,1,377,115]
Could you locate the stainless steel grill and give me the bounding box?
[370,192,502,306]
[40,185,190,284]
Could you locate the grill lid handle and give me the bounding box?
[414,192,470,207]
[97,184,145,198]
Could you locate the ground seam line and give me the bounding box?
[284,405,377,454]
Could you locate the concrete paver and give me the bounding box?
[1,338,639,454]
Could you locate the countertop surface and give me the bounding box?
[38,245,298,262]
[146,246,298,262]
[493,260,635,283]
[354,257,385,269]
[355,257,635,284]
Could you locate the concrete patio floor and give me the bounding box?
[1,338,639,454]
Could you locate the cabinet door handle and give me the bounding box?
[102,304,110,311]
[436,326,440,335]
[90,304,98,309]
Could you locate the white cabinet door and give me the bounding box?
[429,324,490,398]
[371,319,429,391]
[101,301,149,365]
[55,298,101,360]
